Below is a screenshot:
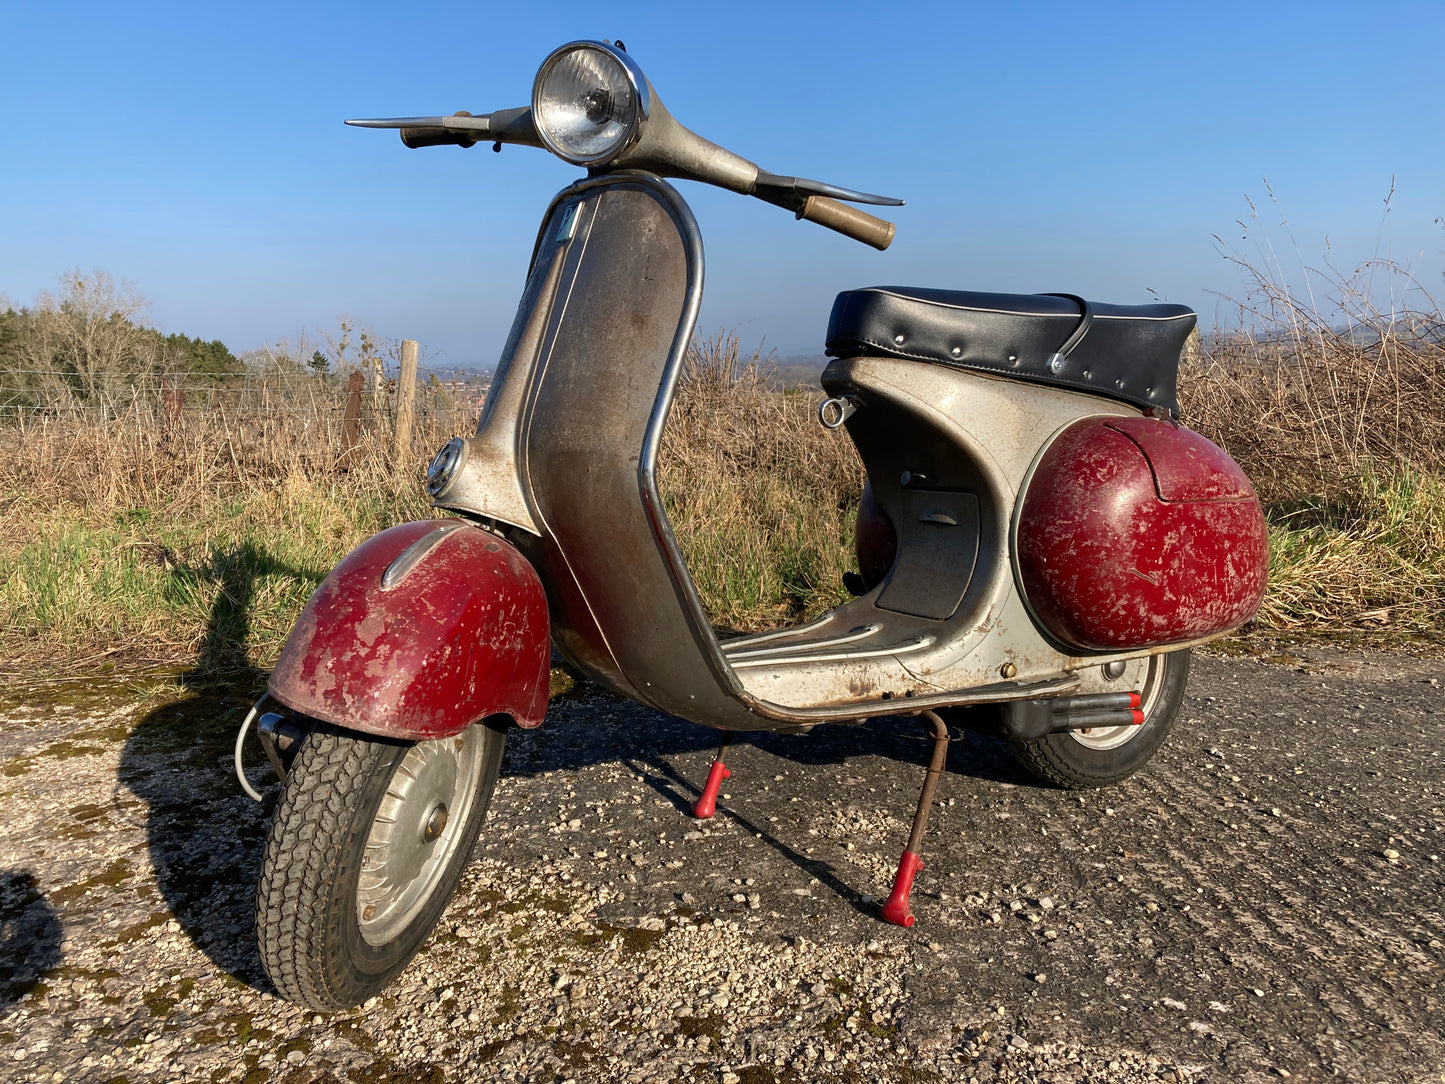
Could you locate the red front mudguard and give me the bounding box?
[268,521,549,739]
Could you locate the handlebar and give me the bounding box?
[797,196,896,251]
[400,128,479,149]
[348,105,899,249]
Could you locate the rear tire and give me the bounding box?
[1009,649,1190,789]
[256,718,506,1010]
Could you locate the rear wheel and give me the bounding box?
[256,718,506,1010]
[1009,649,1190,789]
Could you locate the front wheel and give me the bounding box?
[1009,649,1190,789]
[256,718,506,1010]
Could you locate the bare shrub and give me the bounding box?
[1180,257,1445,505]
[1,271,170,420]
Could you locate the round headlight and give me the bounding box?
[532,42,649,165]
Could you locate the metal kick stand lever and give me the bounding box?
[880,710,950,927]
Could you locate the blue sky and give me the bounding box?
[2,0,1442,370]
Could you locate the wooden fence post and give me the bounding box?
[394,339,418,473]
[340,371,363,470]
[371,355,386,416]
[1184,326,1202,370]
[160,376,184,444]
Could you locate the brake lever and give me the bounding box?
[346,112,493,133]
[753,171,904,210]
[346,108,542,149]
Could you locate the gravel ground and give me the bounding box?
[1,644,1442,1084]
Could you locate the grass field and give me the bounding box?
[2,291,1443,677]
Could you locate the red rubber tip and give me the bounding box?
[1130,708,1145,725]
[879,850,925,928]
[691,760,731,819]
[1128,691,1142,708]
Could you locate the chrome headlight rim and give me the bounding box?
[531,40,651,167]
[426,437,467,498]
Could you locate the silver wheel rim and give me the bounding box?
[1067,654,1164,752]
[357,728,484,946]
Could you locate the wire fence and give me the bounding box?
[0,366,489,419]
[0,362,490,480]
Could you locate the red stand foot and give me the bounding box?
[692,759,731,819]
[880,850,924,927]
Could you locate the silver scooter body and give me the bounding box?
[426,172,1181,732]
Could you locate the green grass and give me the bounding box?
[0,482,428,672]
[1260,465,1445,636]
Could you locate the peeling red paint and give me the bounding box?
[1104,416,1257,503]
[268,521,550,739]
[1017,417,1268,651]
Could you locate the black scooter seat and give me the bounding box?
[825,287,1195,414]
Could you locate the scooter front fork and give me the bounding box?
[692,731,734,819]
[880,710,950,928]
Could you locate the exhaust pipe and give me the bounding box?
[995,690,1145,741]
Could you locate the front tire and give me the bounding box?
[256,718,506,1010]
[1009,649,1190,789]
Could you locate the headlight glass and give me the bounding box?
[532,43,645,164]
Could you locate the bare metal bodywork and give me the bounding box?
[425,174,1232,732]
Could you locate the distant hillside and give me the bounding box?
[768,354,830,390]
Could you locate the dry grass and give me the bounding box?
[3,256,1444,675]
[1258,468,1445,635]
[659,332,862,630]
[0,336,865,672]
[1175,253,1445,639]
[1180,260,1445,505]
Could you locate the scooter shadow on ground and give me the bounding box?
[114,544,1040,987]
[509,682,1038,791]
[0,869,63,1009]
[115,542,289,989]
[506,684,1040,918]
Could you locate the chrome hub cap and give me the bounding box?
[357,730,483,946]
[423,803,449,843]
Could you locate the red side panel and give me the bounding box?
[1104,416,1256,501]
[1017,418,1268,651]
[268,521,550,739]
[855,481,898,590]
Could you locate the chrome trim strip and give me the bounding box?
[380,521,468,590]
[716,611,836,650]
[728,635,936,669]
[624,176,752,700]
[517,172,746,706]
[722,623,882,660]
[737,673,1082,724]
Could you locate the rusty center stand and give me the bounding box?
[689,711,951,928]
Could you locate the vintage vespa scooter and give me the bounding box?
[237,41,1269,1010]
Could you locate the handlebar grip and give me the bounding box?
[399,127,479,149]
[797,195,895,250]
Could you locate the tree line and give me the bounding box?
[0,270,248,419]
